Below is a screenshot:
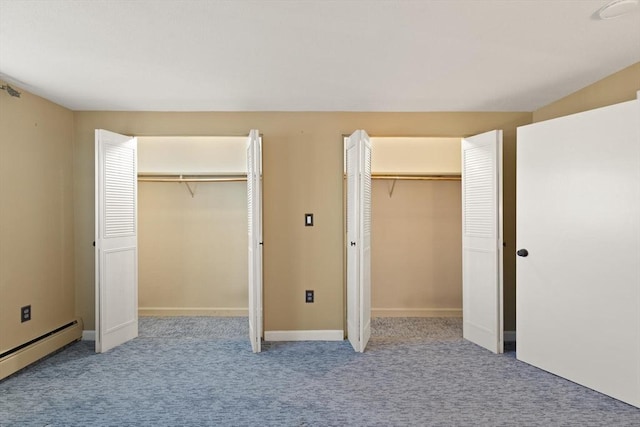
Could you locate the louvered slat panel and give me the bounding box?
[363,144,372,238]
[247,144,253,237]
[464,146,494,237]
[104,145,135,237]
[346,143,356,235]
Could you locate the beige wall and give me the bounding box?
[533,62,640,122]
[0,82,75,353]
[138,181,248,314]
[140,135,462,318]
[138,136,247,174]
[372,180,462,315]
[73,112,531,332]
[371,137,461,175]
[137,136,248,315]
[370,137,462,316]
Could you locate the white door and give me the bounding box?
[247,129,263,353]
[95,129,138,353]
[346,130,372,353]
[461,130,504,354]
[517,98,640,407]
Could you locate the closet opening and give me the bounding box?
[344,136,463,322]
[137,136,249,318]
[344,131,504,354]
[368,137,463,320]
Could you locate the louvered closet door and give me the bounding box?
[95,129,138,353]
[360,133,372,352]
[247,129,262,353]
[461,130,503,354]
[346,130,372,352]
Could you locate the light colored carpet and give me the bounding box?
[1,317,638,426]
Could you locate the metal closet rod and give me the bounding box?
[371,174,461,198]
[372,174,461,181]
[137,174,247,183]
[138,173,459,183]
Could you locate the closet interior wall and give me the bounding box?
[137,137,248,316]
[370,137,462,317]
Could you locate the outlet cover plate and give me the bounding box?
[21,305,31,322]
[305,290,314,303]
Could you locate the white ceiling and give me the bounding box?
[0,0,639,112]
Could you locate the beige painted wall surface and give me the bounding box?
[138,136,247,174]
[0,83,75,352]
[372,180,462,313]
[73,111,531,332]
[371,137,461,175]
[533,62,640,122]
[138,181,248,311]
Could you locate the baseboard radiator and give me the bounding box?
[0,317,83,381]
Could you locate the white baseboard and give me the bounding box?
[82,330,96,341]
[265,330,344,342]
[504,330,516,343]
[138,307,248,317]
[372,308,462,318]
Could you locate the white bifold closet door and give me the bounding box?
[517,97,640,408]
[346,130,372,353]
[247,129,263,353]
[95,129,138,353]
[461,130,504,354]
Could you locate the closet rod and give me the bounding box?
[372,175,461,181]
[138,175,247,183]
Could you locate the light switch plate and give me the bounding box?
[305,213,313,226]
